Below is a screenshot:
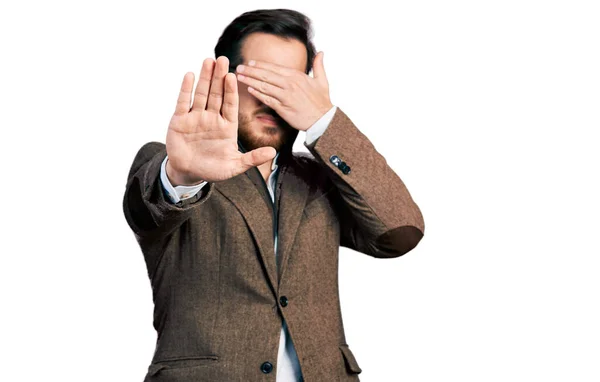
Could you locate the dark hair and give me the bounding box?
[214,9,316,75]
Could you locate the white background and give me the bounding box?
[1,0,599,381]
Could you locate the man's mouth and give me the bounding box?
[256,114,279,126]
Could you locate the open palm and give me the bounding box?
[165,56,276,185]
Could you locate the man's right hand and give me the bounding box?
[165,56,277,186]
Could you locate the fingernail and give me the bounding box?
[248,60,255,66]
[236,64,244,73]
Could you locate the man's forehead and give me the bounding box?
[240,32,307,72]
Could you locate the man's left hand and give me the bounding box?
[235,51,333,132]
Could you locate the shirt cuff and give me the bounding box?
[305,105,337,146]
[160,156,208,204]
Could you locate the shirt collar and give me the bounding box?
[271,151,280,171]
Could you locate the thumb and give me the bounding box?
[312,51,327,81]
[237,146,277,173]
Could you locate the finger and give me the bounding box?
[207,56,229,112]
[192,58,215,111]
[221,72,238,123]
[174,72,194,116]
[236,63,288,88]
[241,59,294,76]
[237,73,284,100]
[247,86,282,109]
[312,51,327,81]
[236,146,277,174]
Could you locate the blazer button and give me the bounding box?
[260,361,273,374]
[279,296,289,307]
[329,155,342,167]
[339,162,351,174]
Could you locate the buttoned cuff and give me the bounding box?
[304,105,337,146]
[160,156,208,204]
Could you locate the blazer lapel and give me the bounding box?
[213,170,279,297]
[211,140,310,295]
[275,161,310,291]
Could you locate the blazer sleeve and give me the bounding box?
[304,107,425,258]
[122,141,214,240]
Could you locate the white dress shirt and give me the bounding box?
[159,106,337,381]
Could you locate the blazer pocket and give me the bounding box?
[339,344,362,374]
[147,355,219,377]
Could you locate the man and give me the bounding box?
[123,8,425,382]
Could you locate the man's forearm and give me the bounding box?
[304,107,424,258]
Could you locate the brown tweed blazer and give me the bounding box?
[122,107,425,381]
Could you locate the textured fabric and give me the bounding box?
[157,107,336,381]
[122,106,425,381]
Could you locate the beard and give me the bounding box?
[237,109,298,153]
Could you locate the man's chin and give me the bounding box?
[239,134,284,152]
[238,120,297,152]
